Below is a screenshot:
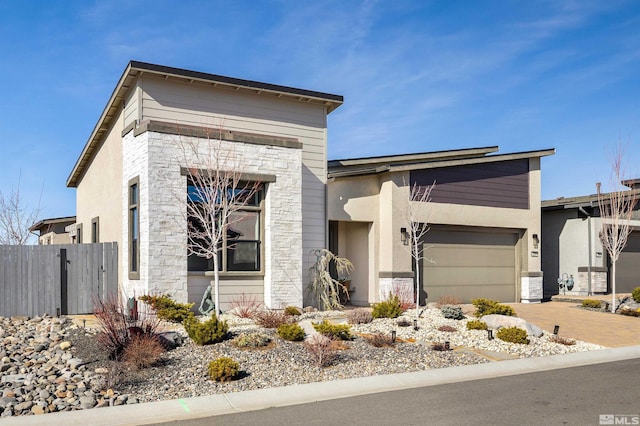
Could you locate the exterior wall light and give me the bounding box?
[401,227,409,245]
[532,233,539,249]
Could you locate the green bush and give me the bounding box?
[496,327,529,344]
[372,294,403,319]
[139,294,194,323]
[277,323,306,341]
[208,357,239,382]
[466,319,488,330]
[632,287,640,303]
[183,313,228,345]
[283,306,302,316]
[231,332,271,348]
[440,305,465,320]
[312,320,352,340]
[471,298,516,317]
[581,299,602,309]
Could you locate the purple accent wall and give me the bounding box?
[410,159,530,209]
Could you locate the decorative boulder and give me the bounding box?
[480,314,544,338]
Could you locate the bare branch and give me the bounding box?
[0,173,42,245]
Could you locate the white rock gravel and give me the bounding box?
[0,307,605,417]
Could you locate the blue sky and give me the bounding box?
[1,0,639,221]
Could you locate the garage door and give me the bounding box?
[616,232,640,293]
[422,228,518,303]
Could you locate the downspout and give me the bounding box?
[578,206,592,295]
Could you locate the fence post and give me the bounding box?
[59,248,68,315]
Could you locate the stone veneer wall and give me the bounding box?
[121,130,303,308]
[521,274,543,303]
[576,267,607,294]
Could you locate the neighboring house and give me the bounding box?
[67,61,342,310]
[327,146,554,305]
[541,182,640,299]
[29,216,76,245]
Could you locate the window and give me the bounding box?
[129,177,140,280]
[76,224,83,244]
[91,217,100,243]
[187,181,264,273]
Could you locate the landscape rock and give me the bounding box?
[479,314,544,337]
[59,341,72,350]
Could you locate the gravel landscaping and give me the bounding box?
[0,307,605,418]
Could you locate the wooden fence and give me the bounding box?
[0,243,118,317]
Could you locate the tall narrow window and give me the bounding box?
[76,224,83,244]
[129,177,140,280]
[91,217,100,243]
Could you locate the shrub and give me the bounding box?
[347,308,373,324]
[438,325,457,332]
[139,294,194,323]
[228,293,263,318]
[391,281,414,311]
[364,333,395,347]
[253,310,290,328]
[619,308,640,317]
[284,306,302,316]
[431,342,451,351]
[304,334,337,367]
[122,334,165,370]
[440,304,465,320]
[496,327,529,344]
[466,320,488,330]
[633,287,640,303]
[437,295,462,307]
[208,357,239,382]
[396,317,412,327]
[312,320,352,340]
[372,294,403,319]
[548,334,576,346]
[581,299,603,309]
[93,295,160,360]
[277,323,306,341]
[183,313,228,345]
[471,298,516,317]
[231,332,271,348]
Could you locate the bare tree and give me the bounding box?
[0,174,41,245]
[401,179,435,320]
[596,145,638,313]
[178,126,262,317]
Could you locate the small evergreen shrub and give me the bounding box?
[312,320,352,340]
[633,287,640,303]
[581,299,602,309]
[471,298,516,317]
[364,333,395,347]
[372,294,403,319]
[253,310,290,328]
[208,357,239,382]
[466,320,488,330]
[231,332,271,348]
[183,313,228,345]
[440,304,465,320]
[496,327,529,344]
[437,325,457,332]
[283,306,302,316]
[347,308,373,324]
[277,323,306,341]
[139,294,194,323]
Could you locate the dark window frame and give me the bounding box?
[128,177,140,280]
[76,223,83,244]
[91,217,100,243]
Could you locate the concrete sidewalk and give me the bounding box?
[509,301,640,348]
[4,345,640,426]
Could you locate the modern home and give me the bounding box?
[29,216,76,245]
[541,182,640,299]
[66,61,343,310]
[327,147,555,305]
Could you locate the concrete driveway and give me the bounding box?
[508,301,640,348]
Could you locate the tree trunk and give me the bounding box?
[611,260,616,313]
[213,253,221,317]
[413,236,420,320]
